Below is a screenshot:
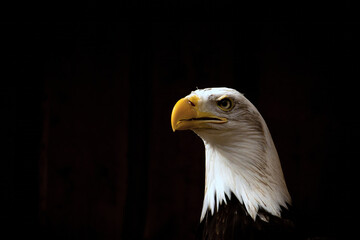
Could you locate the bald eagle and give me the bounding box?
[171,88,295,240]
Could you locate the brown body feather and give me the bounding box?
[199,193,297,240]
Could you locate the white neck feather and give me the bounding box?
[196,118,291,222]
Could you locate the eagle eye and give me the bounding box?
[216,97,234,111]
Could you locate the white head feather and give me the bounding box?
[183,87,291,222]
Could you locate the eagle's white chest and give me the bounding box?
[198,125,291,222]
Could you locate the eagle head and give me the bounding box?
[171,87,291,222]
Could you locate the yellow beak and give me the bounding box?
[171,95,227,132]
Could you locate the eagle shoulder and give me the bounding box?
[198,193,297,240]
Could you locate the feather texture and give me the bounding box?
[199,193,296,240]
[186,88,291,222]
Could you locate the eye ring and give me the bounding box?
[216,97,234,111]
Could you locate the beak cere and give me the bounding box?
[171,95,228,132]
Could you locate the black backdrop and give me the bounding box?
[1,7,359,240]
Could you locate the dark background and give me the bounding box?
[1,4,359,240]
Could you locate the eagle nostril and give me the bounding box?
[188,100,195,107]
